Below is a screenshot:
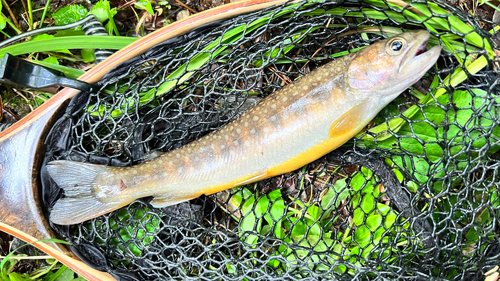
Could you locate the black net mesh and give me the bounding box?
[41,0,500,279]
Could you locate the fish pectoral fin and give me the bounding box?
[329,98,374,138]
[150,194,195,208]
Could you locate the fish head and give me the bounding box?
[347,30,442,104]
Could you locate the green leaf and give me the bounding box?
[268,190,285,221]
[365,214,382,231]
[7,271,27,281]
[0,0,5,31]
[1,257,17,277]
[42,56,59,65]
[0,36,137,57]
[54,29,85,37]
[360,194,375,214]
[290,218,307,242]
[225,262,236,274]
[32,34,71,54]
[354,225,371,248]
[81,48,95,63]
[53,5,88,26]
[33,60,85,79]
[135,0,155,15]
[52,266,74,281]
[90,0,117,22]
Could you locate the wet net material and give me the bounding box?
[41,0,500,279]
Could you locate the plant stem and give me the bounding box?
[107,7,120,36]
[27,0,33,30]
[39,0,51,28]
[0,255,53,260]
[479,0,500,12]
[2,14,21,34]
[0,30,10,38]
[1,0,21,31]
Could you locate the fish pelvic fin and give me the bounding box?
[47,160,129,225]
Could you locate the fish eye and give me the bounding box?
[387,38,405,55]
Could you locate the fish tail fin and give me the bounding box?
[47,160,127,225]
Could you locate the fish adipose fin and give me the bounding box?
[47,160,127,225]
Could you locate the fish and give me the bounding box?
[47,30,442,225]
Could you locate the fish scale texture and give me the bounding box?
[41,0,500,279]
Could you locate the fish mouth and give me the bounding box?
[414,39,428,57]
[399,32,442,80]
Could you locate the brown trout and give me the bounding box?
[48,30,441,225]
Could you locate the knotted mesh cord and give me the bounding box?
[41,0,500,279]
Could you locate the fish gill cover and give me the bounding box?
[41,0,500,279]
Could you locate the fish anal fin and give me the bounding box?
[149,194,196,208]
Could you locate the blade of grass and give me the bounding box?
[0,35,137,57]
[107,5,120,36]
[27,0,33,30]
[33,59,85,79]
[39,0,51,28]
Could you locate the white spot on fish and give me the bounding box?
[245,122,249,127]
[236,128,241,134]
[271,104,276,109]
[225,135,229,140]
[264,127,270,133]
[270,116,277,122]
[282,97,288,102]
[133,170,138,175]
[234,140,239,146]
[250,129,256,135]
[245,140,250,146]
[176,153,180,158]
[253,116,259,121]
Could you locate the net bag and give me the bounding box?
[41,0,500,279]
